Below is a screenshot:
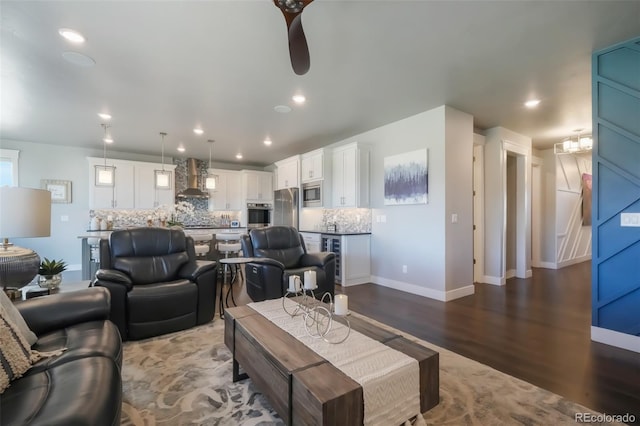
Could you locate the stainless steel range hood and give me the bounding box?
[176,158,209,199]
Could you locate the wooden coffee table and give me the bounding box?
[224,304,439,425]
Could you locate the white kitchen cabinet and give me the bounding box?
[301,149,328,182]
[242,170,273,202]
[331,143,370,208]
[208,169,242,210]
[88,157,135,209]
[299,232,322,253]
[275,155,300,190]
[321,233,371,286]
[135,163,176,209]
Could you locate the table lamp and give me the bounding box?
[0,187,51,299]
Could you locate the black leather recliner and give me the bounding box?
[2,287,122,426]
[240,226,336,301]
[93,227,217,341]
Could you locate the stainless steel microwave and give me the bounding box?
[302,182,322,207]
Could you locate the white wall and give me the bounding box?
[539,148,592,268]
[324,105,474,301]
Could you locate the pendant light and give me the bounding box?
[554,129,593,155]
[155,132,171,189]
[205,139,217,190]
[95,123,115,186]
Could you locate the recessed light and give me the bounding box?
[274,105,291,113]
[264,138,272,146]
[236,154,243,159]
[524,99,541,108]
[62,51,95,67]
[103,136,114,144]
[58,28,85,43]
[97,113,111,120]
[292,95,306,104]
[177,145,186,153]
[193,128,204,135]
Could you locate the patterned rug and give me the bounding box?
[120,311,624,426]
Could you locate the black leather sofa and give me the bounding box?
[240,226,336,301]
[93,227,218,341]
[1,287,122,426]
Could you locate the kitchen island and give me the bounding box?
[77,227,246,280]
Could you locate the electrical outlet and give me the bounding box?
[451,213,458,223]
[60,215,69,222]
[402,265,407,273]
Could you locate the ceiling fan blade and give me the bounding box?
[274,0,314,75]
[287,14,310,75]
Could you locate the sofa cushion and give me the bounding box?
[0,356,122,426]
[27,320,122,374]
[0,289,37,346]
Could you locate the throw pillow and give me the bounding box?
[0,289,37,346]
[0,303,42,393]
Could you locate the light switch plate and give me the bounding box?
[621,213,640,227]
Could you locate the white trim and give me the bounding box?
[591,326,640,353]
[537,261,558,269]
[370,276,475,302]
[505,269,516,279]
[340,276,371,286]
[482,275,505,286]
[525,269,533,278]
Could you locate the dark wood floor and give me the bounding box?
[230,261,640,420]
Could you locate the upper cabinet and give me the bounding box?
[275,155,300,190]
[242,170,274,202]
[208,169,242,211]
[88,157,175,209]
[301,148,331,183]
[135,163,176,209]
[331,143,370,208]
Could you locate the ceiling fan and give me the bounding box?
[273,0,314,75]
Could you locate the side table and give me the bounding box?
[21,280,91,301]
[218,257,259,318]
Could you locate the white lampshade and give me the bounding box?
[0,187,51,298]
[0,187,51,238]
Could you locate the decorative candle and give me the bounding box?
[334,294,348,316]
[303,270,317,290]
[288,275,301,293]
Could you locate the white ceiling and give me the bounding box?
[1,1,638,167]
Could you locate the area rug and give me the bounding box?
[120,311,625,426]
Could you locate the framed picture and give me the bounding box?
[384,149,428,205]
[41,179,72,203]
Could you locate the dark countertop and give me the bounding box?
[298,230,371,236]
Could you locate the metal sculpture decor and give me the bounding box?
[282,272,351,344]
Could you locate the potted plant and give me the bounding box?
[38,258,68,289]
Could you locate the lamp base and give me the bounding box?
[0,245,41,299]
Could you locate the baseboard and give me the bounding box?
[370,276,475,302]
[537,261,558,269]
[340,276,371,287]
[591,326,640,353]
[482,275,505,286]
[505,269,516,279]
[557,255,591,269]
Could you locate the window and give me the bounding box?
[0,149,19,186]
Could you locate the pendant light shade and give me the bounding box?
[205,140,217,190]
[155,132,172,189]
[96,123,115,186]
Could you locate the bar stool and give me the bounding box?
[216,233,242,316]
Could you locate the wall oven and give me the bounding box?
[302,182,322,208]
[247,203,272,229]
